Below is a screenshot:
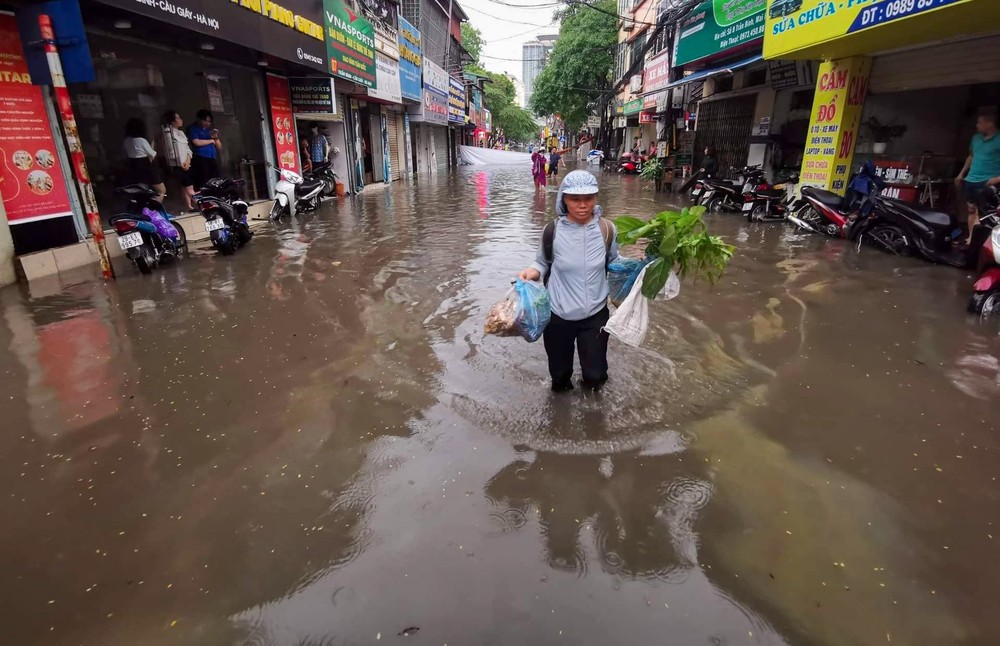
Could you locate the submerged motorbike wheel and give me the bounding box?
[867,224,913,256]
[968,291,1000,315]
[171,223,188,258]
[268,201,285,220]
[135,245,156,275]
[237,222,253,247]
[748,204,768,222]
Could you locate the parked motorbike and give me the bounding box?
[969,187,1000,315]
[788,162,883,237]
[109,185,187,275]
[267,162,325,219]
[195,177,253,255]
[679,170,708,201]
[742,172,802,222]
[618,151,648,174]
[306,160,338,197]
[700,165,762,212]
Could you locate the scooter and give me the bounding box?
[701,166,762,212]
[741,172,801,222]
[969,187,1000,314]
[195,177,253,255]
[267,162,325,219]
[788,162,882,237]
[109,185,187,275]
[679,170,708,201]
[306,160,338,198]
[618,151,648,174]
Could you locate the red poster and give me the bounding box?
[266,74,300,175]
[0,13,73,224]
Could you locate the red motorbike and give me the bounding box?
[969,188,1000,315]
[618,151,648,174]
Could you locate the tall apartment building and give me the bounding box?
[522,34,558,111]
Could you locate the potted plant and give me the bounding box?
[639,157,666,191]
[864,117,907,154]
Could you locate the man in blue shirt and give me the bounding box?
[956,107,1000,243]
[186,109,222,190]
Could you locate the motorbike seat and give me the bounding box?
[298,178,325,194]
[311,161,332,173]
[892,200,954,229]
[802,187,845,210]
[116,184,155,197]
[109,212,151,225]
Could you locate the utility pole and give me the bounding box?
[38,14,114,280]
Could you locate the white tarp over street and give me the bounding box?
[459,146,533,166]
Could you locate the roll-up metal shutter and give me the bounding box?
[870,35,1000,94]
[694,94,756,178]
[387,112,402,181]
[433,127,449,173]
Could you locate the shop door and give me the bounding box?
[870,35,1000,94]
[369,108,385,183]
[694,94,756,178]
[387,113,402,181]
[433,127,449,173]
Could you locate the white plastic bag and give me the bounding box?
[604,266,650,347]
[656,271,680,301]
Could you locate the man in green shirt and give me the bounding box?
[956,107,1000,243]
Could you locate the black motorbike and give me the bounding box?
[109,185,187,274]
[742,172,802,222]
[700,166,762,212]
[306,160,338,198]
[194,177,253,255]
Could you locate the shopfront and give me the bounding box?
[408,58,450,175]
[398,15,423,178]
[764,0,1000,200]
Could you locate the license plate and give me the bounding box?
[691,188,702,196]
[205,218,225,232]
[118,232,143,250]
[742,202,755,212]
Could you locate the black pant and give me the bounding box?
[543,307,610,391]
[191,155,220,190]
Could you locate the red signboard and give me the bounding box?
[642,50,671,95]
[266,74,300,175]
[0,13,73,224]
[639,112,655,124]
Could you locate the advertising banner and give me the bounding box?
[639,112,655,124]
[643,51,671,94]
[799,57,871,194]
[398,16,423,102]
[765,0,976,60]
[94,0,327,72]
[410,59,449,125]
[448,77,466,124]
[368,53,402,104]
[0,13,73,225]
[266,74,301,175]
[623,98,643,115]
[323,0,377,88]
[289,78,337,114]
[675,0,766,66]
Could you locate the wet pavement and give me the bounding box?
[1,165,999,645]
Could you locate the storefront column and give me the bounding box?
[800,57,871,195]
[0,198,15,287]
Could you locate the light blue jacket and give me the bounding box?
[530,196,619,321]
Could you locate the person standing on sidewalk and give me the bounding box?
[161,110,195,212]
[955,107,1000,243]
[187,109,222,190]
[517,170,619,392]
[122,118,166,200]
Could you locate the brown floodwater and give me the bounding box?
[1,165,998,645]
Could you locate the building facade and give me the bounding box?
[522,34,557,111]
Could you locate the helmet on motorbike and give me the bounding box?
[560,170,599,195]
[332,147,341,156]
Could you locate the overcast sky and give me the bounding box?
[457,0,561,81]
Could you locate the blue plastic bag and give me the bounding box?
[514,279,551,343]
[608,258,650,306]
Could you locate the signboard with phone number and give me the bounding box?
[765,0,974,59]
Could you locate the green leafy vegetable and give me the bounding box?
[638,158,665,182]
[613,206,735,298]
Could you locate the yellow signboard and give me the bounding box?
[799,57,870,194]
[764,0,979,60]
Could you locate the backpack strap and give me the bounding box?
[542,221,556,285]
[598,217,613,269]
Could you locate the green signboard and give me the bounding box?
[623,98,643,115]
[675,0,765,66]
[323,0,376,88]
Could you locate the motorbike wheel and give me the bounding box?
[171,223,188,258]
[135,245,156,275]
[749,205,768,222]
[867,224,913,256]
[797,206,825,232]
[322,180,335,197]
[237,223,253,247]
[704,195,723,212]
[968,291,1000,315]
[268,201,285,220]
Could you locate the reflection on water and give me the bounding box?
[0,166,997,644]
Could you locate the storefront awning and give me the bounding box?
[666,54,763,90]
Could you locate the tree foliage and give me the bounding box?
[529,0,617,130]
[461,23,484,65]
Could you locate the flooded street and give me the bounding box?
[2,165,999,645]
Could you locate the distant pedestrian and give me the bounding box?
[161,110,194,212]
[956,107,1000,243]
[532,149,547,190]
[548,148,562,178]
[123,117,165,200]
[187,109,222,190]
[517,170,619,392]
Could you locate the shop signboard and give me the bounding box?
[639,112,655,124]
[266,74,301,175]
[0,13,73,225]
[93,0,327,72]
[587,115,601,128]
[623,98,644,115]
[764,0,976,60]
[675,0,766,66]
[289,78,337,114]
[323,0,377,88]
[409,58,448,125]
[484,109,492,133]
[643,51,671,94]
[398,16,422,102]
[368,53,402,104]
[360,0,400,60]
[799,57,871,194]
[448,77,466,124]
